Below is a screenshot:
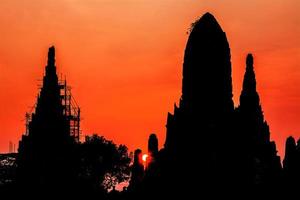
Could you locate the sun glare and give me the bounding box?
[142,154,148,162]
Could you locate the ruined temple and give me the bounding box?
[132,13,283,198]
[10,12,299,199]
[164,12,235,191]
[17,46,80,192]
[235,54,282,190]
[165,13,234,153]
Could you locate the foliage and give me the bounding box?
[78,134,131,191]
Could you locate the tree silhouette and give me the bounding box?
[78,134,131,192]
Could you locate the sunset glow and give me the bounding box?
[0,0,300,159]
[142,154,148,163]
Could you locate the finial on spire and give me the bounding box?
[246,54,253,67]
[47,46,55,66]
[242,53,256,92]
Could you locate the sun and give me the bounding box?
[142,154,148,162]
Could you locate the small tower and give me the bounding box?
[129,149,144,189]
[147,133,158,167]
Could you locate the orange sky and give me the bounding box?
[0,0,299,159]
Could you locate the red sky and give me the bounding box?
[0,0,299,159]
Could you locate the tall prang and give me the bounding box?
[17,46,80,192]
[130,12,286,197]
[239,54,264,129]
[31,46,70,140]
[163,12,235,190]
[181,13,234,113]
[236,54,281,188]
[165,13,234,152]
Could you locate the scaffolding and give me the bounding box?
[25,76,81,143]
[25,102,35,136]
[59,78,81,143]
[25,112,31,136]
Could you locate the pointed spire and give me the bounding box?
[44,46,58,84]
[239,53,260,110]
[242,54,256,93]
[47,46,55,67]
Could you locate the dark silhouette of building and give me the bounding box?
[17,46,80,195]
[283,136,300,191]
[129,12,284,198]
[0,153,17,186]
[163,12,235,195]
[165,12,234,153]
[235,54,282,192]
[147,133,158,166]
[129,149,144,190]
[2,10,300,199]
[148,134,158,156]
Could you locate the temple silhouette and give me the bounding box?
[17,46,81,195]
[128,13,299,198]
[1,11,300,199]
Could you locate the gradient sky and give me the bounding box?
[0,0,299,159]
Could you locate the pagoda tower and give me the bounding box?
[236,54,281,189]
[17,46,77,192]
[163,12,235,192]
